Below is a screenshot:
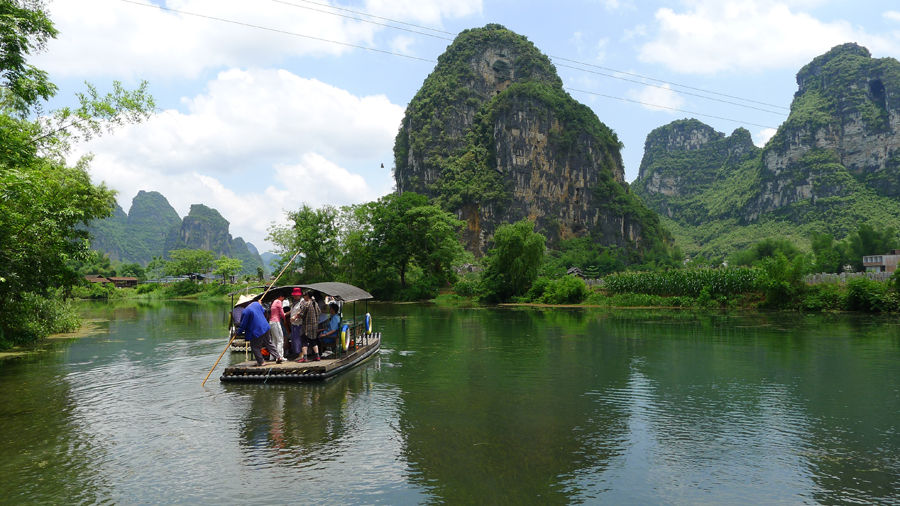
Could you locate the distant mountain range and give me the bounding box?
[260,252,280,273]
[632,43,900,258]
[89,190,266,275]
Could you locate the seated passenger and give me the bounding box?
[318,303,341,346]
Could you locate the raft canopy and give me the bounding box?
[251,282,374,303]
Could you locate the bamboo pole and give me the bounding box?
[201,249,303,387]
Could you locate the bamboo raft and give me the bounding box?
[220,333,381,382]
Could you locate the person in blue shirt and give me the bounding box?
[237,300,280,366]
[318,303,341,348]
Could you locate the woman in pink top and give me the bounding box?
[268,294,287,362]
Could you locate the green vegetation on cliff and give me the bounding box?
[395,24,674,264]
[634,44,900,261]
[89,194,265,275]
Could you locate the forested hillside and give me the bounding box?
[89,192,265,274]
[633,43,900,259]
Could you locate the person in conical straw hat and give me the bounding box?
[237,298,280,366]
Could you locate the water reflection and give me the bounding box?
[0,355,111,505]
[1,302,899,505]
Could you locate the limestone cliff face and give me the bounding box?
[164,204,265,274]
[747,43,900,218]
[631,43,900,257]
[394,24,666,256]
[632,120,758,224]
[88,190,181,264]
[89,192,265,273]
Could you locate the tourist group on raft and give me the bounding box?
[233,287,341,366]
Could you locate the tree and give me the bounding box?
[848,223,899,271]
[267,204,338,282]
[146,255,167,281]
[0,1,154,347]
[165,249,216,280]
[480,219,546,302]
[213,255,243,283]
[117,262,145,281]
[810,233,846,274]
[368,192,464,290]
[336,203,375,287]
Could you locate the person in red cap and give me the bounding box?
[288,287,304,357]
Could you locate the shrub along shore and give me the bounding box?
[470,267,900,312]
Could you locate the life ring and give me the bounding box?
[365,313,372,334]
[341,324,350,351]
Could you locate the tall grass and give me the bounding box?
[603,267,763,297]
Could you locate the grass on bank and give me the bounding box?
[448,268,900,313]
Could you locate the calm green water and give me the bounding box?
[1,301,899,505]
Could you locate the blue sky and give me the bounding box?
[35,0,900,251]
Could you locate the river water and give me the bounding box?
[1,301,899,505]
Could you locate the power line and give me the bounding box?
[263,0,789,112]
[117,1,782,131]
[552,56,790,111]
[274,0,455,36]
[269,0,454,41]
[118,0,438,64]
[555,62,786,116]
[565,87,780,130]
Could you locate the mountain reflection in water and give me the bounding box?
[0,301,897,505]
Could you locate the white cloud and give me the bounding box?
[35,0,481,80]
[627,83,685,112]
[274,154,373,204]
[602,0,635,11]
[83,68,404,175]
[569,33,608,62]
[77,68,402,247]
[639,0,900,74]
[364,0,481,25]
[753,127,777,147]
[595,38,609,63]
[389,35,417,55]
[886,11,900,23]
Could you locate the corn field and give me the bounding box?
[602,267,764,297]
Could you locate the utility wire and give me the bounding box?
[552,56,789,111]
[566,87,779,129]
[264,0,789,112]
[269,0,454,41]
[274,0,455,35]
[118,0,438,63]
[118,0,782,130]
[555,62,786,116]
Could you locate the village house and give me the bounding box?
[862,250,900,273]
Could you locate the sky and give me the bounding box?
[33,0,900,252]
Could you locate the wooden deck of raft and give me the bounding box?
[220,333,381,382]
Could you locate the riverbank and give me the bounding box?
[0,321,106,359]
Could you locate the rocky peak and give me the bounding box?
[632,120,761,223]
[796,43,871,95]
[393,24,669,258]
[761,42,900,212]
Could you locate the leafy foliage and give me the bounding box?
[603,267,763,298]
[268,194,466,300]
[213,255,243,280]
[480,219,546,302]
[164,249,215,279]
